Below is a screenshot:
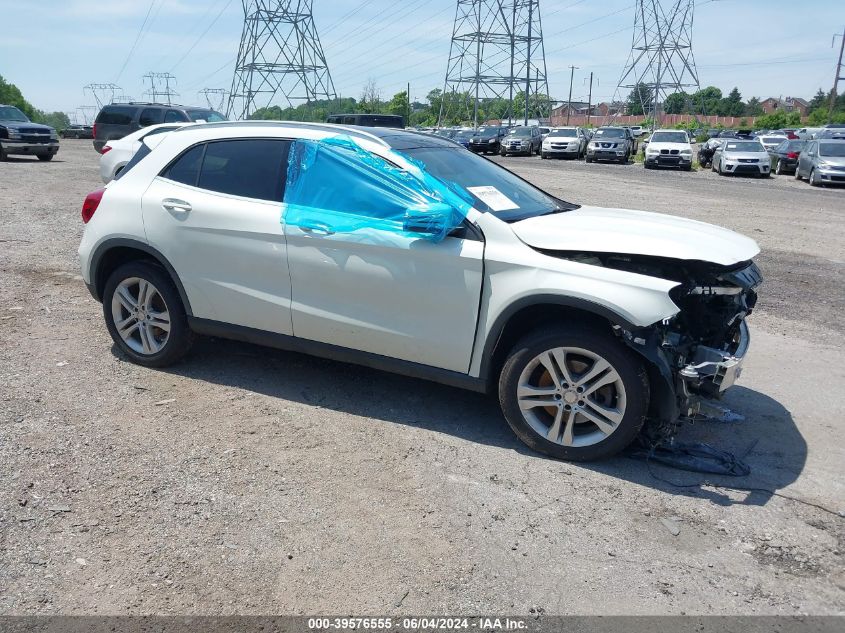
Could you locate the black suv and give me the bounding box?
[0,105,60,161]
[92,102,226,152]
[61,124,94,139]
[468,125,508,154]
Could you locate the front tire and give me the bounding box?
[37,153,54,162]
[775,160,783,175]
[809,168,821,187]
[498,325,649,461]
[103,261,193,367]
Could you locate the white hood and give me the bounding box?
[511,206,760,266]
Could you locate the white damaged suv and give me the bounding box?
[78,122,762,461]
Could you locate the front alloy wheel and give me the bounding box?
[103,261,193,367]
[499,326,648,461]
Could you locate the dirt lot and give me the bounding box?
[1,140,843,615]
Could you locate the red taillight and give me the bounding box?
[82,188,105,224]
[101,145,112,154]
[786,152,799,159]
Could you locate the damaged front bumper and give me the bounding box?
[679,320,750,396]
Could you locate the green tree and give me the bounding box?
[386,90,408,119]
[36,111,70,130]
[626,83,652,115]
[808,88,827,110]
[663,91,688,114]
[0,74,37,119]
[745,97,763,116]
[690,86,722,115]
[754,109,801,130]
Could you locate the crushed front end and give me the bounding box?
[560,252,763,431]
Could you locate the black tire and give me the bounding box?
[809,168,820,187]
[794,167,802,180]
[775,160,783,175]
[0,145,7,161]
[498,325,649,461]
[541,152,548,159]
[37,153,54,162]
[103,261,193,367]
[585,156,593,163]
[682,164,692,172]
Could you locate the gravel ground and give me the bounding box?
[1,140,843,615]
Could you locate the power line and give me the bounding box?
[114,0,159,83]
[170,0,235,72]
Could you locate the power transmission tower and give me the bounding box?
[143,72,179,104]
[77,106,98,125]
[227,0,336,120]
[439,0,550,127]
[829,27,845,123]
[199,88,230,112]
[113,94,136,103]
[84,83,122,108]
[616,0,699,128]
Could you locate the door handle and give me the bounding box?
[299,222,335,236]
[162,198,192,213]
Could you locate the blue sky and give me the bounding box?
[0,0,842,119]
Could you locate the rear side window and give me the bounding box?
[139,108,164,126]
[197,139,290,202]
[165,110,188,123]
[162,144,205,186]
[96,106,136,125]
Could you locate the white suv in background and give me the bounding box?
[99,123,189,183]
[78,122,762,462]
[644,129,694,170]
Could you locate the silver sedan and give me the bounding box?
[712,139,772,177]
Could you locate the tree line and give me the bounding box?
[627,82,845,126]
[250,80,552,127]
[0,75,71,130]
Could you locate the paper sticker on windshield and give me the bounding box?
[467,186,519,211]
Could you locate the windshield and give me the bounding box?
[0,106,29,122]
[454,129,474,139]
[594,128,625,138]
[509,127,533,137]
[402,146,571,222]
[549,128,577,137]
[819,142,845,157]
[185,109,226,122]
[762,136,786,144]
[476,126,500,135]
[724,141,765,152]
[650,131,689,143]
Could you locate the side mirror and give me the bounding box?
[402,203,455,240]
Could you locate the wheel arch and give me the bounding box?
[478,296,677,423]
[89,239,193,316]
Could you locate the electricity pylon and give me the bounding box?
[227,0,336,120]
[439,0,550,127]
[616,0,700,125]
[143,72,179,104]
[83,83,122,108]
[199,88,230,112]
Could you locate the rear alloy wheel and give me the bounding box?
[499,326,648,461]
[103,261,193,367]
[775,160,783,175]
[795,167,802,180]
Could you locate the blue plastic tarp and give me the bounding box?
[282,135,472,242]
